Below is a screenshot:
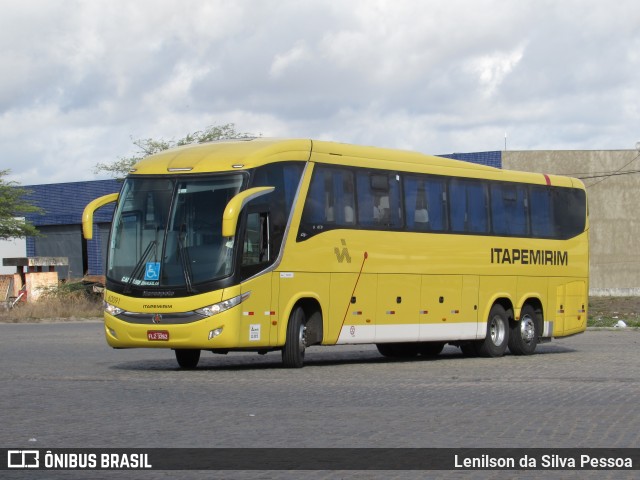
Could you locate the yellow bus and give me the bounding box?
[83,138,588,368]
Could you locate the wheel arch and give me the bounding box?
[517,297,544,336]
[278,294,324,346]
[481,295,515,332]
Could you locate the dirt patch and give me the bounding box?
[589,296,640,327]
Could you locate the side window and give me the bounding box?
[449,179,489,234]
[529,186,554,238]
[490,183,529,236]
[356,171,402,228]
[240,211,270,280]
[242,212,269,267]
[301,166,355,226]
[404,175,447,232]
[298,166,355,240]
[250,162,304,221]
[250,161,304,253]
[553,188,586,239]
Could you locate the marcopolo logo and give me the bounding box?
[7,450,39,468]
[334,239,352,264]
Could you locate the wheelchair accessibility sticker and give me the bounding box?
[144,262,161,281]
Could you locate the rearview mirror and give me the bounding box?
[82,193,119,239]
[222,186,275,237]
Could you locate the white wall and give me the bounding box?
[0,236,27,274]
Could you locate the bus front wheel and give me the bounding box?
[477,304,509,357]
[508,305,539,355]
[282,306,307,368]
[175,349,200,369]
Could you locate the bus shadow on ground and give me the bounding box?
[109,343,576,372]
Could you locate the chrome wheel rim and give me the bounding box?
[490,315,506,346]
[298,324,307,352]
[520,315,536,344]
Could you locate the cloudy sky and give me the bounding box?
[2,0,639,185]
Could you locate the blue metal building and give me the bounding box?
[23,179,120,279]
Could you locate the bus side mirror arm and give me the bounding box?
[222,187,275,237]
[82,193,119,240]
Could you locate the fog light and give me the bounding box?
[208,327,223,340]
[107,327,118,339]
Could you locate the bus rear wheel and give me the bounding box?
[477,304,509,357]
[175,349,200,369]
[282,306,307,368]
[508,305,539,355]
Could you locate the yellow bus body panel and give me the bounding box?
[98,139,588,352]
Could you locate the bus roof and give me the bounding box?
[129,137,582,189]
[131,138,313,175]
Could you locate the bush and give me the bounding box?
[0,281,103,322]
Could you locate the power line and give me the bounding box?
[581,151,640,188]
[577,169,640,180]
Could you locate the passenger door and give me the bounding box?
[238,211,275,347]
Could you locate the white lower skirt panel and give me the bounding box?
[336,322,480,345]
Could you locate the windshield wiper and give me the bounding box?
[177,236,197,294]
[124,240,157,293]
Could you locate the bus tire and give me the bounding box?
[175,349,200,369]
[418,342,445,357]
[477,304,509,357]
[282,306,307,368]
[508,304,539,355]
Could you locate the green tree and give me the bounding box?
[0,169,42,240]
[95,123,254,179]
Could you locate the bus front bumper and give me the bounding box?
[103,310,241,350]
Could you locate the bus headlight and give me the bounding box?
[196,292,251,317]
[104,301,124,316]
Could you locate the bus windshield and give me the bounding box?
[107,174,244,290]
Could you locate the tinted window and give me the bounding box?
[301,166,355,226]
[490,184,529,236]
[356,171,402,228]
[297,164,586,242]
[529,186,555,238]
[404,175,447,231]
[250,162,304,220]
[449,179,489,233]
[553,187,586,239]
[250,162,304,252]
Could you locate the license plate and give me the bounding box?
[147,330,169,341]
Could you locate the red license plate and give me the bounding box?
[147,330,169,341]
